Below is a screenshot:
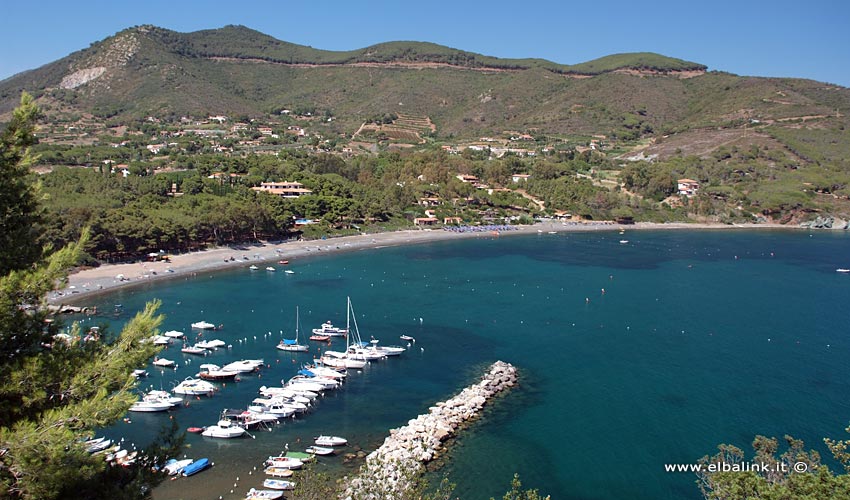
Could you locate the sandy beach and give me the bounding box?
[49,221,796,306]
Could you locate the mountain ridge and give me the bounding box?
[0,24,846,143]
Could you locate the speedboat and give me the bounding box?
[191,321,216,330]
[197,364,239,380]
[150,335,172,346]
[305,445,335,456]
[195,339,225,349]
[128,399,172,412]
[263,466,294,478]
[132,369,149,378]
[221,359,264,373]
[311,321,348,337]
[314,435,347,447]
[249,265,259,270]
[173,377,217,396]
[399,334,415,342]
[152,357,175,367]
[163,458,193,475]
[266,266,276,272]
[263,479,295,490]
[181,345,207,356]
[264,456,303,470]
[245,489,284,500]
[309,333,330,341]
[163,330,185,338]
[201,420,246,439]
[837,268,850,273]
[143,390,183,406]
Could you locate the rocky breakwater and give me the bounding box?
[342,361,518,499]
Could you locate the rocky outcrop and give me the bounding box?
[800,216,849,229]
[342,361,518,499]
[60,67,107,89]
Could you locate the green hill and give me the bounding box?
[0,25,847,159]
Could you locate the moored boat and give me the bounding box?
[191,321,216,330]
[197,363,239,380]
[263,478,295,490]
[245,488,284,500]
[181,458,210,476]
[128,399,172,412]
[305,445,335,456]
[173,377,217,396]
[314,435,347,447]
[181,344,207,356]
[264,456,303,469]
[311,321,347,337]
[163,458,193,475]
[152,357,175,367]
[263,466,294,477]
[399,334,415,342]
[201,420,246,439]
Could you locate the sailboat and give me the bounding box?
[319,298,367,369]
[277,306,309,352]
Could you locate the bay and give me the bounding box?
[78,229,850,499]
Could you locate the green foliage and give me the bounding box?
[0,95,180,500]
[0,93,44,274]
[492,474,550,500]
[697,429,850,500]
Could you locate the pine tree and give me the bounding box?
[0,93,43,275]
[0,94,179,499]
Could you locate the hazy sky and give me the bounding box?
[2,0,848,86]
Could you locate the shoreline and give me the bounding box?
[49,221,812,306]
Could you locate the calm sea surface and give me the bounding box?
[79,230,850,499]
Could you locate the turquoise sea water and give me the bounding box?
[80,230,850,499]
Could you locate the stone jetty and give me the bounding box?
[342,361,518,499]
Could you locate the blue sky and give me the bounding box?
[2,0,849,86]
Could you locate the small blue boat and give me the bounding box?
[181,458,210,477]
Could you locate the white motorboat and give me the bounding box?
[289,374,339,390]
[181,345,207,356]
[263,456,303,469]
[128,399,172,412]
[163,330,186,338]
[311,321,347,337]
[163,458,193,476]
[319,354,367,369]
[197,363,239,380]
[143,390,183,406]
[172,377,217,396]
[259,386,317,400]
[305,445,335,456]
[152,357,175,367]
[263,466,294,478]
[201,419,246,439]
[195,339,225,349]
[314,435,347,447]
[283,270,295,274]
[304,365,347,379]
[837,268,850,273]
[151,335,172,346]
[245,488,284,500]
[249,265,259,270]
[221,359,263,373]
[399,334,415,342]
[132,369,149,378]
[191,321,216,330]
[263,479,295,490]
[277,306,309,352]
